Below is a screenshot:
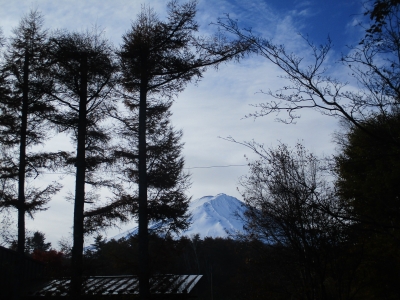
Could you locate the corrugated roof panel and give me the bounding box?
[185,275,203,293]
[32,275,202,296]
[166,274,186,294]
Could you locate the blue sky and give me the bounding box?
[0,0,368,246]
[269,0,363,49]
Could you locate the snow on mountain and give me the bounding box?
[111,193,248,240]
[183,193,247,239]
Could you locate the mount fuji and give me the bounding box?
[112,194,248,240]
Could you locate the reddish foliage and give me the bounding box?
[31,249,68,276]
[32,249,63,264]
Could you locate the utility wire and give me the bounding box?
[184,164,248,170]
[38,164,249,175]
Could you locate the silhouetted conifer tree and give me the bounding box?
[108,100,191,233]
[0,10,64,299]
[118,1,249,298]
[48,28,117,296]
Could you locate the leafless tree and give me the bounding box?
[238,141,350,299]
[217,3,400,144]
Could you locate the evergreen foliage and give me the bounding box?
[0,10,62,256]
[47,28,117,296]
[335,113,400,298]
[117,1,248,297]
[110,100,191,234]
[25,230,51,253]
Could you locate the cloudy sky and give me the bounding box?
[0,0,367,246]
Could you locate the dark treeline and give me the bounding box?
[72,227,392,300]
[73,234,321,300]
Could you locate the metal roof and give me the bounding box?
[31,275,202,296]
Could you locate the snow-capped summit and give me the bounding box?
[111,193,247,240]
[184,193,247,239]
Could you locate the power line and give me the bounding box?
[184,164,248,170]
[37,164,249,175]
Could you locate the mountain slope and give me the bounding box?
[183,194,247,238]
[112,193,247,240]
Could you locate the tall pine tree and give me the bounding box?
[48,28,117,296]
[106,99,191,234]
[118,1,249,297]
[0,10,63,298]
[0,8,62,254]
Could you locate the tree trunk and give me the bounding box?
[18,51,29,255]
[15,50,29,300]
[138,75,149,299]
[70,53,88,297]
